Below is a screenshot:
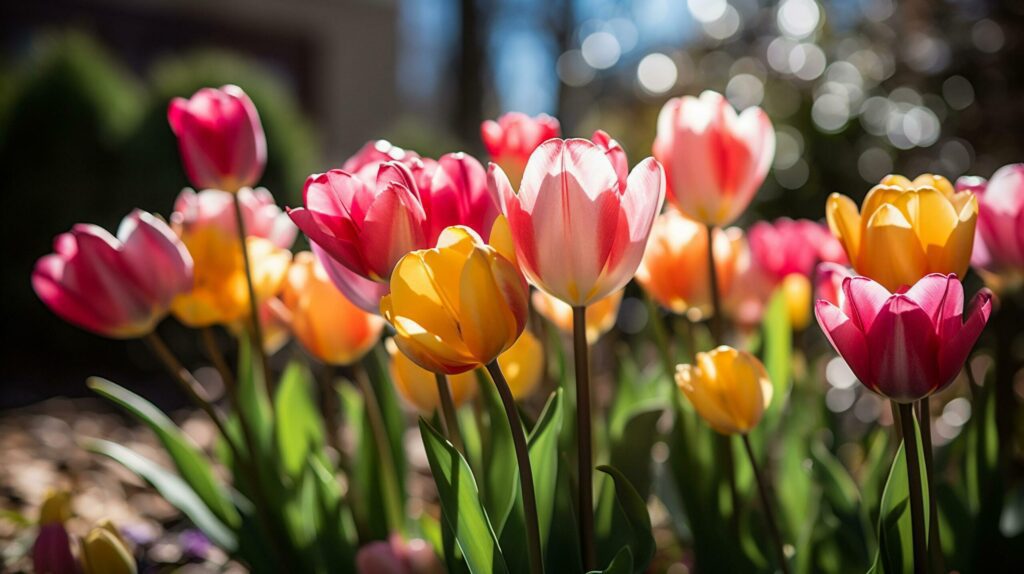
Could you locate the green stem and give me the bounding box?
[435,372,465,453]
[232,193,271,392]
[917,399,945,573]
[320,365,345,458]
[644,293,675,379]
[571,306,596,571]
[741,435,790,574]
[705,223,724,343]
[898,402,928,574]
[486,360,545,574]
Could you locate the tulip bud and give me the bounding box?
[815,274,992,402]
[33,490,77,574]
[282,252,384,365]
[675,346,773,435]
[653,91,774,226]
[168,85,266,192]
[481,112,561,187]
[80,522,136,574]
[826,173,977,292]
[380,226,529,374]
[958,164,1024,293]
[781,274,812,331]
[33,210,193,339]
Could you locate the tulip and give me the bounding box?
[282,252,384,365]
[653,91,775,226]
[636,209,744,321]
[675,346,773,435]
[33,490,77,574]
[80,522,136,574]
[343,140,437,193]
[814,262,853,309]
[422,152,500,243]
[958,164,1024,291]
[532,289,624,344]
[312,242,390,314]
[815,273,992,402]
[481,112,561,186]
[380,226,528,374]
[289,163,429,282]
[167,85,266,192]
[171,187,297,250]
[781,274,812,331]
[826,174,978,292]
[491,137,665,306]
[748,218,846,283]
[172,228,291,327]
[33,210,193,339]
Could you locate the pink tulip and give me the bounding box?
[481,112,561,185]
[33,210,193,338]
[422,152,499,243]
[356,535,442,574]
[957,164,1024,281]
[312,243,390,314]
[289,162,429,282]
[171,187,296,249]
[491,137,665,306]
[653,90,774,226]
[814,262,853,309]
[342,140,436,191]
[815,273,991,402]
[168,85,266,192]
[748,218,847,283]
[33,524,78,574]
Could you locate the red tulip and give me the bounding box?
[481,112,561,185]
[958,164,1024,290]
[289,162,429,282]
[33,210,193,338]
[168,85,266,192]
[422,152,499,244]
[653,91,774,226]
[748,218,846,283]
[815,273,991,402]
[491,137,665,306]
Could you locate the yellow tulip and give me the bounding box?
[80,521,136,574]
[531,288,623,344]
[390,330,543,412]
[826,174,977,291]
[172,227,291,327]
[282,252,384,365]
[781,274,812,331]
[675,346,773,435]
[381,226,529,374]
[38,489,71,525]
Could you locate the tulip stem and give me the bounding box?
[643,294,675,378]
[704,223,724,343]
[232,193,272,391]
[435,373,465,453]
[486,360,545,574]
[741,434,790,574]
[200,327,236,390]
[917,398,945,573]
[898,402,928,574]
[571,306,596,571]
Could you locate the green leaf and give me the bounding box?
[87,377,240,528]
[274,361,326,478]
[761,288,791,426]
[528,389,563,553]
[86,438,237,550]
[596,465,655,574]
[810,441,860,517]
[476,369,519,534]
[420,419,508,574]
[237,334,275,457]
[588,546,633,574]
[873,416,930,574]
[308,457,357,571]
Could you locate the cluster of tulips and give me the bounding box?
[28,83,1024,574]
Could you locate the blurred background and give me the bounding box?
[2,0,1023,408]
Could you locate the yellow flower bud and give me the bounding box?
[380,226,529,375]
[781,274,812,331]
[531,288,623,344]
[675,346,773,435]
[38,489,71,525]
[826,173,977,292]
[80,522,136,574]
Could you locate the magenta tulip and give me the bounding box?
[168,85,266,192]
[958,164,1024,287]
[481,112,561,185]
[342,140,436,191]
[491,137,665,306]
[289,162,429,282]
[422,152,499,244]
[171,187,296,249]
[653,90,774,226]
[815,273,991,402]
[749,218,847,283]
[33,523,78,574]
[33,210,193,338]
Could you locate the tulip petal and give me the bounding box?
[902,273,959,325]
[814,300,872,387]
[458,248,517,362]
[938,289,992,388]
[361,183,428,280]
[867,295,940,402]
[840,276,892,333]
[826,193,862,263]
[860,203,928,291]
